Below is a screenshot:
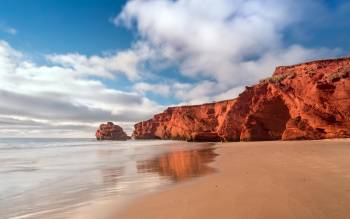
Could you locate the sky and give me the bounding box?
[0,0,349,137]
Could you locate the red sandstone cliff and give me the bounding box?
[133,100,236,141]
[133,57,350,141]
[96,122,130,140]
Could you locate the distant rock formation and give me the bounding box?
[133,57,350,141]
[96,122,130,140]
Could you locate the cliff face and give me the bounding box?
[133,100,236,141]
[133,57,350,141]
[96,122,130,140]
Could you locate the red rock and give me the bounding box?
[133,100,236,141]
[96,122,130,140]
[133,57,350,141]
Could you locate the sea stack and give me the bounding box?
[133,57,350,141]
[96,122,130,140]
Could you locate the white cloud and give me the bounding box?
[116,0,340,102]
[214,86,246,101]
[173,81,216,104]
[133,82,171,97]
[0,40,163,137]
[47,42,155,80]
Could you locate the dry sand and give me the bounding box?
[115,139,350,219]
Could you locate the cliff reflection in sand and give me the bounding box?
[137,147,218,182]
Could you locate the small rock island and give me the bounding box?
[95,122,130,140]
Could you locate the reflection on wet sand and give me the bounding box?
[101,167,124,186]
[137,147,218,182]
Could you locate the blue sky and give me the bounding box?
[0,0,132,54]
[0,0,349,55]
[0,0,349,137]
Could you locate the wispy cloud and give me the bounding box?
[0,22,17,35]
[47,42,155,80]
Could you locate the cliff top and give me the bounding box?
[166,99,235,110]
[274,56,350,75]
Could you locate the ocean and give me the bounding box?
[0,138,216,219]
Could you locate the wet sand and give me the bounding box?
[116,139,350,219]
[68,143,217,219]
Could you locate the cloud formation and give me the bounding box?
[133,82,171,97]
[47,42,155,80]
[116,0,340,102]
[0,41,162,137]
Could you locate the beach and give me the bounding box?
[116,139,350,219]
[3,138,350,219]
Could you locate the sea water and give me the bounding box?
[0,138,216,219]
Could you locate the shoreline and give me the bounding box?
[67,141,217,219]
[115,139,350,219]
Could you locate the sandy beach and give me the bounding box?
[116,139,350,219]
